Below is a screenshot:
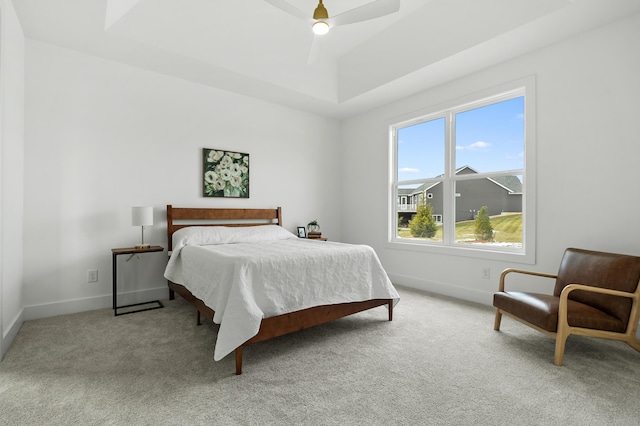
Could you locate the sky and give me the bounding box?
[397,96,524,183]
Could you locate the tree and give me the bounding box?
[474,206,494,241]
[409,199,437,238]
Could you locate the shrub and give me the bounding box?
[474,206,494,241]
[409,200,437,238]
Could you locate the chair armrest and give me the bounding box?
[498,268,557,292]
[558,283,640,329]
[560,283,638,301]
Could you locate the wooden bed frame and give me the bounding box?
[166,205,393,375]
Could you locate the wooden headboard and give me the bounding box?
[166,205,282,250]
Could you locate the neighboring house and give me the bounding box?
[398,166,522,227]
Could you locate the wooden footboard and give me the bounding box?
[168,281,393,375]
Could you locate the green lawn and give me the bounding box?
[398,213,522,243]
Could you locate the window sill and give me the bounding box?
[385,239,535,265]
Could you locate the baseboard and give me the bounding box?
[24,286,171,321]
[388,272,493,306]
[1,308,25,361]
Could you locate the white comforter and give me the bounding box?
[164,227,399,361]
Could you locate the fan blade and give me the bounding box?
[264,0,309,21]
[329,0,400,26]
[307,34,322,64]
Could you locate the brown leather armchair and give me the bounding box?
[493,248,640,365]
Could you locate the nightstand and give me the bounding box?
[112,245,164,316]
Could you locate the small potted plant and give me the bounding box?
[307,220,320,232]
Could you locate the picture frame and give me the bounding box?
[203,148,249,198]
[297,227,307,238]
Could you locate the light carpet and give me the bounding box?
[1,286,639,425]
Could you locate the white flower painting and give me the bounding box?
[203,148,249,198]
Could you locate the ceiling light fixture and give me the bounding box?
[265,0,401,62]
[312,0,330,35]
[312,20,330,35]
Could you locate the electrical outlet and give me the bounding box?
[481,267,490,279]
[87,269,98,283]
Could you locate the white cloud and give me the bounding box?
[506,151,524,160]
[456,145,464,150]
[399,167,420,174]
[468,141,490,150]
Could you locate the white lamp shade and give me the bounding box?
[131,206,153,226]
[312,21,330,35]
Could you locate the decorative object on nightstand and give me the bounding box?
[307,220,323,239]
[131,206,153,249]
[112,245,164,316]
[307,220,320,232]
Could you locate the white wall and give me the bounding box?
[0,0,25,359]
[341,13,640,305]
[15,7,640,338]
[23,40,342,319]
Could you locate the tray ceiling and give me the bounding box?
[14,0,640,118]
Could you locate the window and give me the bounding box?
[390,79,535,263]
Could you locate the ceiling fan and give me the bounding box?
[265,0,401,62]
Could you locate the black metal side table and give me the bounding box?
[112,245,164,316]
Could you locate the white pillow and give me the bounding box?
[171,225,295,250]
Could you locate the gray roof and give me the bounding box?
[399,166,522,196]
[490,175,522,193]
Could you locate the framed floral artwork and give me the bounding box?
[203,148,249,198]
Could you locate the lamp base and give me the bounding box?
[135,243,151,249]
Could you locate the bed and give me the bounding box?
[164,205,399,374]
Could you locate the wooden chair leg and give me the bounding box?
[388,300,393,321]
[196,310,201,326]
[235,347,243,375]
[493,309,502,331]
[626,338,640,352]
[554,332,569,366]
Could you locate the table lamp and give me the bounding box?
[131,206,153,249]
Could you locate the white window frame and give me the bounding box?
[388,77,536,264]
